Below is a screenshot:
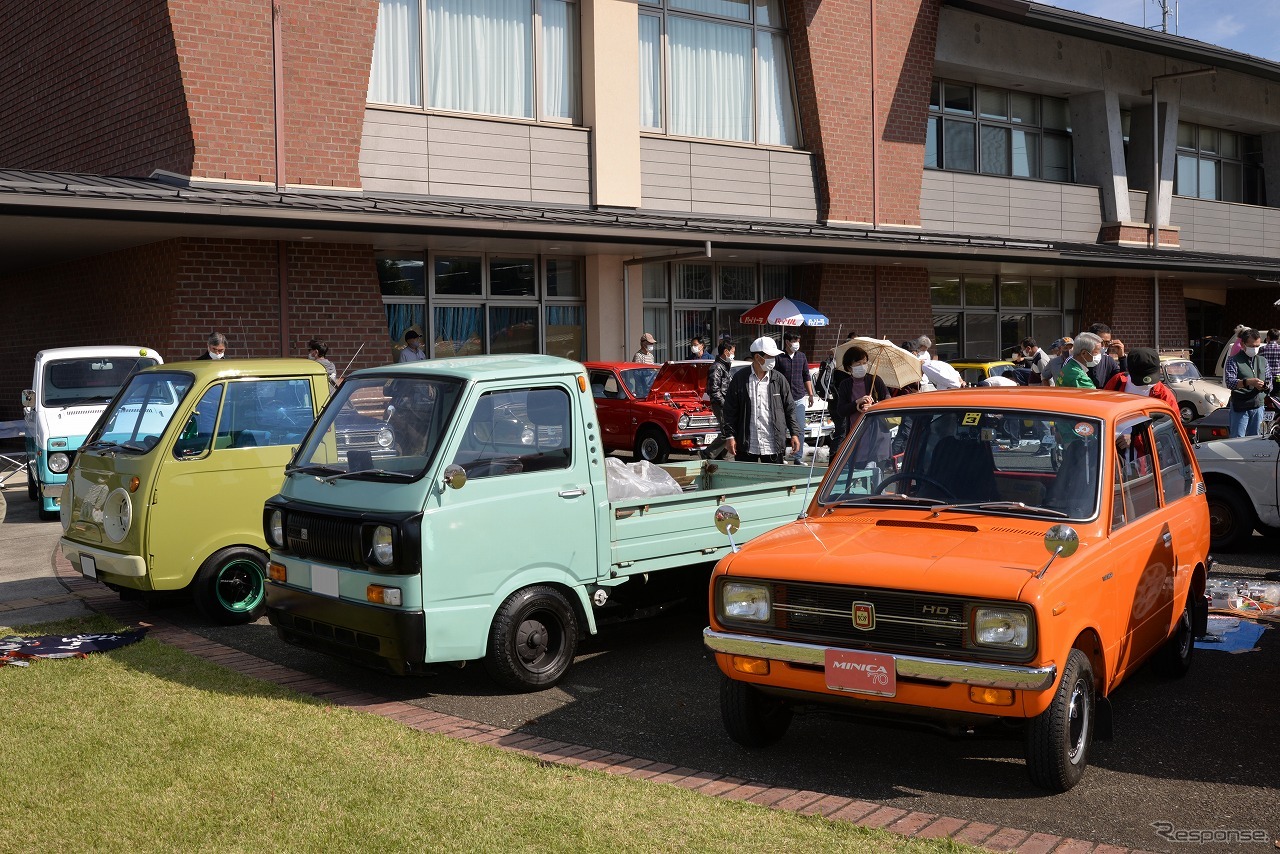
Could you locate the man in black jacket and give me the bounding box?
[703,338,736,459]
[722,336,800,463]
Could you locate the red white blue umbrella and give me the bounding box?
[739,297,829,327]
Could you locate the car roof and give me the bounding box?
[143,358,327,379]
[36,346,162,363]
[584,361,660,371]
[873,387,1174,419]
[353,354,585,383]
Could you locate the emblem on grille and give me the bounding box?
[299,528,308,541]
[852,601,875,631]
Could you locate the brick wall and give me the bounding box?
[283,243,389,376]
[0,2,194,175]
[793,264,934,359]
[1080,276,1188,350]
[783,0,939,226]
[1224,289,1280,335]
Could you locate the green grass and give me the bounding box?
[0,615,977,854]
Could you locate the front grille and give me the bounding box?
[773,582,970,655]
[286,511,364,567]
[684,415,717,430]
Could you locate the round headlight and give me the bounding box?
[267,509,284,548]
[371,525,395,566]
[376,427,394,449]
[48,452,71,474]
[102,488,132,543]
[679,414,690,429]
[1206,393,1221,406]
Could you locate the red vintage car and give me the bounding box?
[584,360,721,462]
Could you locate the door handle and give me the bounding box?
[558,488,587,499]
[1162,531,1173,547]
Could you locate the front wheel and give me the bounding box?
[193,547,267,625]
[1151,596,1194,678]
[1026,648,1094,792]
[27,463,37,502]
[484,585,579,692]
[633,427,671,464]
[1206,484,1256,552]
[1179,402,1197,423]
[720,676,793,748]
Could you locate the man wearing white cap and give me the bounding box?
[721,336,801,463]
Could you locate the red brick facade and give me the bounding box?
[1080,277,1188,350]
[790,264,935,358]
[784,0,940,226]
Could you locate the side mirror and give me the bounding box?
[714,504,741,553]
[20,389,34,409]
[1037,524,1079,579]
[443,464,467,490]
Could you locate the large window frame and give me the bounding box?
[929,273,1081,361]
[926,79,1073,183]
[637,0,800,148]
[1173,121,1263,205]
[368,0,581,125]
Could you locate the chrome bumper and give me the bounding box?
[704,628,1057,692]
[60,538,147,578]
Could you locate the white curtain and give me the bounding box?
[539,0,579,121]
[369,0,422,106]
[756,30,796,146]
[427,0,533,118]
[638,14,662,129]
[668,16,751,142]
[671,0,750,21]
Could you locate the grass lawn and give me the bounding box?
[0,614,978,853]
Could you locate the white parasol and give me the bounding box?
[833,337,923,389]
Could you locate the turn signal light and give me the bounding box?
[969,686,1015,706]
[367,584,402,606]
[268,562,287,582]
[731,655,770,675]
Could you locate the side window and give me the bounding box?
[452,387,573,479]
[588,370,612,399]
[1115,416,1159,521]
[1111,459,1128,530]
[1151,413,1193,503]
[216,379,315,449]
[174,384,223,459]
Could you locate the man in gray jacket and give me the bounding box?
[703,338,735,459]
[722,336,800,463]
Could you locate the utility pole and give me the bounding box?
[1146,0,1179,34]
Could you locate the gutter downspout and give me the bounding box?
[272,0,286,192]
[870,0,879,229]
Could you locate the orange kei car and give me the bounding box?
[704,387,1211,792]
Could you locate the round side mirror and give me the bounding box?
[714,504,740,536]
[1043,524,1079,559]
[443,464,467,490]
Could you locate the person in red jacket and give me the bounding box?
[1102,347,1176,410]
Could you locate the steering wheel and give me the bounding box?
[873,472,956,502]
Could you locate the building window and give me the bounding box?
[369,0,580,124]
[926,80,1072,183]
[930,274,1080,361]
[377,253,586,361]
[1174,122,1263,205]
[637,0,799,147]
[642,261,794,358]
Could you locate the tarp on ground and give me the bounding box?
[0,630,147,667]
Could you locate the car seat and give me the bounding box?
[921,436,998,502]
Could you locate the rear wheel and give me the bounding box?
[720,676,793,748]
[1206,484,1255,552]
[1026,648,1093,792]
[1151,596,1194,678]
[193,547,267,625]
[485,585,579,692]
[633,427,671,464]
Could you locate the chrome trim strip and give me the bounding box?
[703,628,1057,691]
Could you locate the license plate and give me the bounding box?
[311,565,340,598]
[825,648,896,696]
[81,554,97,579]
[701,433,717,445]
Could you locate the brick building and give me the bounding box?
[3,0,1280,419]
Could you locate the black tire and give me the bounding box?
[1205,483,1256,552]
[193,547,268,625]
[1179,402,1197,423]
[27,463,37,502]
[633,426,671,464]
[1151,596,1194,678]
[720,675,793,748]
[484,585,579,692]
[1026,648,1094,792]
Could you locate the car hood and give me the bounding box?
[1168,376,1225,399]
[723,513,1055,601]
[1193,433,1279,466]
[648,361,709,398]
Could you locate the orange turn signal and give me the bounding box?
[969,686,1015,706]
[367,584,403,606]
[127,477,140,493]
[268,562,287,582]
[730,656,770,675]
[577,375,588,392]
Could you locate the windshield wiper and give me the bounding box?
[57,395,114,408]
[318,468,415,484]
[929,501,1068,518]
[285,463,343,477]
[829,494,944,508]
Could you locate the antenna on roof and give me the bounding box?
[1145,0,1179,34]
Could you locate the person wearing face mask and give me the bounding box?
[631,332,657,364]
[688,335,712,360]
[1020,337,1051,384]
[1103,346,1178,410]
[1224,328,1273,437]
[721,336,799,463]
[702,338,736,459]
[1086,322,1124,388]
[197,332,228,360]
[779,332,815,463]
[1056,332,1101,388]
[913,335,962,390]
[834,346,888,441]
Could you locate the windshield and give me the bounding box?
[620,367,658,399]
[819,405,1104,521]
[1161,360,1202,382]
[290,375,464,480]
[42,356,160,407]
[85,371,193,453]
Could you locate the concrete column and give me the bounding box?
[585,255,630,361]
[1069,90,1130,223]
[582,1,641,208]
[1262,132,1280,209]
[1130,99,1180,227]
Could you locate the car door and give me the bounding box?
[1108,413,1177,678]
[590,369,633,452]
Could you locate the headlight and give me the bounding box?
[371,525,395,566]
[267,509,285,548]
[102,488,133,543]
[679,414,690,429]
[1205,393,1221,407]
[48,452,71,474]
[721,581,771,622]
[376,427,394,449]
[972,607,1030,649]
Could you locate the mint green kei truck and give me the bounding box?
[263,355,812,691]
